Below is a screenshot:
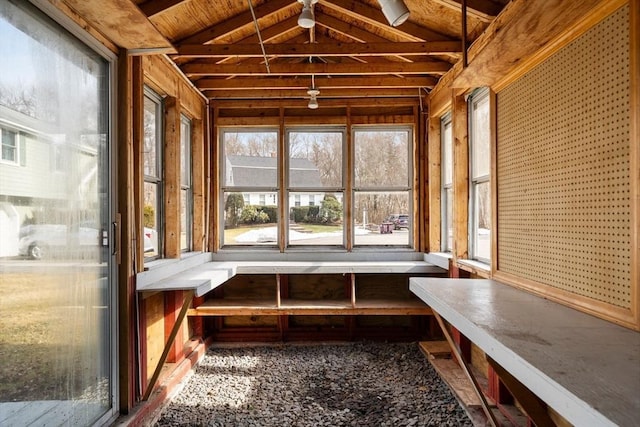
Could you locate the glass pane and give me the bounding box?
[143,182,159,256]
[288,131,342,188]
[442,118,453,185]
[473,181,491,260]
[143,96,158,177]
[288,192,343,246]
[471,93,490,178]
[354,130,409,188]
[180,116,190,186]
[223,131,278,188]
[0,1,112,424]
[223,192,278,245]
[180,188,190,251]
[445,188,453,252]
[353,191,410,246]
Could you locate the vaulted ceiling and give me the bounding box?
[127,0,510,103]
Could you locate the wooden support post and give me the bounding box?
[433,311,499,427]
[350,273,356,308]
[487,357,557,427]
[164,96,181,258]
[143,290,194,401]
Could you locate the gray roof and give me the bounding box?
[227,155,322,187]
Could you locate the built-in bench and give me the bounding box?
[137,253,445,399]
[409,278,640,427]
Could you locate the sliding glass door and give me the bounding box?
[0,1,116,425]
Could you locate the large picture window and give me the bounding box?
[220,126,413,249]
[0,1,115,424]
[469,88,491,262]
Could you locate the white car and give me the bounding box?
[18,222,100,260]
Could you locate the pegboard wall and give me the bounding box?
[496,5,631,308]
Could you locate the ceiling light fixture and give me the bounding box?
[378,0,410,27]
[297,0,318,29]
[307,75,319,109]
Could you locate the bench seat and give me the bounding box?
[409,278,640,427]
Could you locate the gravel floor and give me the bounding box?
[155,342,474,427]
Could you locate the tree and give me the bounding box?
[224,193,244,228]
[320,194,342,224]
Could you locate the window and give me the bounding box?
[180,114,192,252]
[221,129,278,246]
[0,1,115,424]
[143,88,163,258]
[354,128,411,246]
[1,128,19,164]
[220,126,413,249]
[288,129,343,246]
[469,89,491,262]
[440,113,453,252]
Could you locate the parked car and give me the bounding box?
[18,222,100,260]
[143,227,157,253]
[386,214,409,230]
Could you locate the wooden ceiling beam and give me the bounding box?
[315,12,390,43]
[318,0,454,42]
[196,76,437,90]
[182,61,450,76]
[432,0,504,22]
[177,0,295,45]
[212,98,419,108]
[176,41,461,58]
[205,88,423,99]
[138,0,186,18]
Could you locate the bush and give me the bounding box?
[240,206,258,224]
[291,206,309,223]
[259,205,277,223]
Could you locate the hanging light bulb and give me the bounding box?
[307,88,319,109]
[298,0,318,29]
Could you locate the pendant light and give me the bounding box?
[307,75,319,109]
[298,0,319,28]
[378,0,410,27]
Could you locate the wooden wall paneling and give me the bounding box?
[489,89,497,276]
[631,0,640,330]
[345,107,353,251]
[143,292,164,382]
[278,107,286,252]
[142,55,179,98]
[428,110,442,253]
[164,290,189,363]
[210,106,219,251]
[191,118,205,251]
[117,49,137,412]
[163,96,181,258]
[452,92,469,261]
[418,104,428,252]
[132,57,145,269]
[413,105,421,251]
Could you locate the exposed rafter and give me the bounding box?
[204,88,423,99]
[175,42,462,58]
[196,76,437,90]
[138,0,186,18]
[432,0,503,22]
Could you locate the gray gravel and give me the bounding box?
[155,342,473,427]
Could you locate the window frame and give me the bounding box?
[180,113,192,252]
[143,87,164,260]
[1,127,20,165]
[440,112,453,253]
[352,125,414,248]
[468,88,491,263]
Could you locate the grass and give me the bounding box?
[0,270,108,402]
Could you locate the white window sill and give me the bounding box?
[456,259,491,278]
[424,252,452,270]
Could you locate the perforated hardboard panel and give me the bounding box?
[496,5,631,308]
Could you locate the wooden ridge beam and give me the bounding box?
[212,97,420,108]
[175,41,462,58]
[204,88,424,99]
[197,76,437,90]
[182,61,451,76]
[178,0,295,45]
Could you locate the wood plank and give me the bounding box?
[163,96,180,258]
[182,61,450,76]
[62,0,175,52]
[206,88,422,99]
[419,340,453,359]
[433,0,504,21]
[410,278,640,427]
[214,98,419,108]
[138,0,186,18]
[197,76,437,90]
[452,93,468,260]
[430,358,483,407]
[427,113,442,252]
[175,42,462,58]
[177,0,295,45]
